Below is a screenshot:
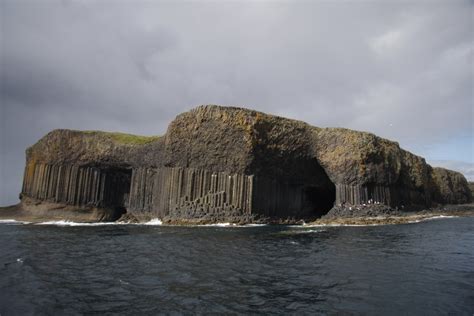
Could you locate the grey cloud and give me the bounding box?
[1,0,472,205]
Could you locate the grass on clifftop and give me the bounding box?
[83,131,161,145]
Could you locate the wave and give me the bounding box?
[1,215,460,227]
[201,222,233,227]
[310,223,390,227]
[288,228,325,234]
[35,220,124,226]
[405,215,459,224]
[0,219,32,224]
[33,220,265,228]
[243,223,268,227]
[35,218,164,226]
[141,218,163,225]
[199,223,268,227]
[1,218,264,227]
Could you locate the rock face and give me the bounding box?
[469,182,474,198]
[18,105,472,223]
[431,168,472,204]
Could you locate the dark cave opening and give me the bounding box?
[110,206,128,221]
[302,184,336,218]
[101,167,132,219]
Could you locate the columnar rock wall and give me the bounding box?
[18,105,472,222]
[252,177,304,217]
[252,177,335,217]
[162,105,337,218]
[334,184,432,208]
[127,167,254,218]
[335,184,392,206]
[21,162,130,208]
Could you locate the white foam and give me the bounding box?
[119,279,130,285]
[4,214,461,228]
[199,223,268,227]
[201,222,234,227]
[141,218,163,226]
[242,223,267,227]
[18,219,252,227]
[0,219,17,223]
[406,215,459,224]
[279,228,326,235]
[290,228,325,234]
[425,215,458,220]
[320,223,387,227]
[35,220,122,226]
[34,218,164,226]
[300,221,390,227]
[0,219,31,224]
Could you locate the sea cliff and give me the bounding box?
[3,105,472,224]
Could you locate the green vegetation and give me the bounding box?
[108,132,161,145]
[84,131,161,145]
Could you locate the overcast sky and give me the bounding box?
[1,0,473,206]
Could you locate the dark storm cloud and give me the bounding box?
[1,0,473,205]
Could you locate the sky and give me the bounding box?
[1,0,473,206]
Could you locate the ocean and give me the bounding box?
[1,217,473,315]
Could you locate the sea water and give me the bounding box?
[0,217,473,314]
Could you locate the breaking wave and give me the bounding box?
[405,215,459,224]
[199,223,268,227]
[0,219,31,224]
[0,215,461,227]
[142,218,163,225]
[285,228,326,234]
[34,219,164,226]
[35,220,123,226]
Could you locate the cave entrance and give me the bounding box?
[101,167,132,220]
[302,184,336,218]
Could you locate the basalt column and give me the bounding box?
[21,162,131,211]
[334,184,396,206]
[251,177,336,218]
[127,167,254,218]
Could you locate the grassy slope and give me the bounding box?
[82,131,161,145]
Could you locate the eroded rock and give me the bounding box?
[12,105,472,223]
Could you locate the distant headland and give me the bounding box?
[1,105,473,225]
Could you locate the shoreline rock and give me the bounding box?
[311,207,474,226]
[2,201,473,227]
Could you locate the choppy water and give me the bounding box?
[0,217,473,315]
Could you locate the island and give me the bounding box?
[1,105,473,225]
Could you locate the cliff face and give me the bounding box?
[313,128,437,209]
[469,182,474,197]
[164,106,335,218]
[18,105,472,223]
[24,129,164,167]
[432,168,472,204]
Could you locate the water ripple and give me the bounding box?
[0,217,473,314]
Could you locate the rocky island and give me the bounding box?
[1,105,473,225]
